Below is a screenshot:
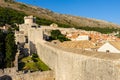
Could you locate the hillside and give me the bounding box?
[0,0,120,29]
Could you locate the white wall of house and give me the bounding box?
[97,42,120,53]
[76,35,89,41]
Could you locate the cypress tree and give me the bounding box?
[5,29,17,67]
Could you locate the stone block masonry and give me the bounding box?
[0,71,55,80]
[15,15,120,80]
[13,71,54,80]
[37,42,120,80]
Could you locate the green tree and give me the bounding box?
[50,30,70,42]
[76,26,119,34]
[4,0,15,2]
[0,30,6,68]
[51,30,61,40]
[0,30,4,53]
[0,31,6,68]
[5,30,17,67]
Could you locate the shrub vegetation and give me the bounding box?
[18,53,50,71]
[50,30,70,42]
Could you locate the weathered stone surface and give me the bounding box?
[0,71,54,80]
[15,15,120,80]
[37,42,120,80]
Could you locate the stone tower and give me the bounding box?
[24,15,36,24]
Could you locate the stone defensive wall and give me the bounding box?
[12,71,54,80]
[0,71,54,80]
[37,41,120,80]
[0,67,16,76]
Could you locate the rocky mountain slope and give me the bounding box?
[0,0,120,28]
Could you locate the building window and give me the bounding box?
[25,36,28,43]
[31,26,36,28]
[106,50,110,53]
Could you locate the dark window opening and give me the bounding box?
[31,26,36,28]
[25,36,28,43]
[106,50,110,53]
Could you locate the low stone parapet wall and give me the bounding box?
[0,71,54,80]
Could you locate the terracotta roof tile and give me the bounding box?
[59,41,96,49]
[109,41,120,50]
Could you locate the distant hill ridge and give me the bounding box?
[0,0,120,28]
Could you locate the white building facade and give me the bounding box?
[76,35,90,41]
[97,42,120,53]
